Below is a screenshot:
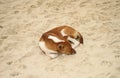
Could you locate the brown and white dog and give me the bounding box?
[39,26,83,58]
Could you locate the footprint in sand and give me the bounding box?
[100,60,112,67]
[10,71,20,77]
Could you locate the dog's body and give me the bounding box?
[39,26,83,58]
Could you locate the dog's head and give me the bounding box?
[57,42,76,55]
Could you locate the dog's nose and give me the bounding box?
[72,49,76,54]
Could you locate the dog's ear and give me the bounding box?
[58,44,64,50]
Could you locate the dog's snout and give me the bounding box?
[72,49,76,54]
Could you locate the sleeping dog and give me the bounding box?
[39,26,83,58]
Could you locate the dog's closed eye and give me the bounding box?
[68,40,74,44]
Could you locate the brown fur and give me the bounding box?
[44,26,83,44]
[39,26,83,55]
[40,32,76,55]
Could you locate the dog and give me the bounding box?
[39,26,83,58]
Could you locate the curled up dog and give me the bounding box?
[39,26,83,58]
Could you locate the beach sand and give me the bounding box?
[0,0,120,78]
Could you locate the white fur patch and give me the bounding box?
[48,35,65,43]
[61,29,67,36]
[68,37,80,48]
[39,41,58,58]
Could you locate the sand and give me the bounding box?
[0,0,120,78]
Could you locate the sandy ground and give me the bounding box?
[0,0,120,78]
